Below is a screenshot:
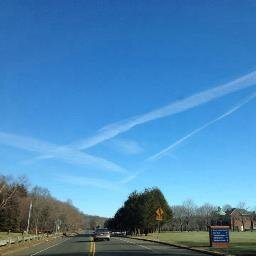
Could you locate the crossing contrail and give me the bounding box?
[73,70,256,150]
[147,91,256,161]
[0,132,127,173]
[22,69,256,166]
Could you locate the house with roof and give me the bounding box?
[225,208,256,231]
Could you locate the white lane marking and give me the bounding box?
[30,237,71,256]
[114,237,159,253]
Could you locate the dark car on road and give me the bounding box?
[111,231,127,237]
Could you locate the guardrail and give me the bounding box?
[0,233,58,248]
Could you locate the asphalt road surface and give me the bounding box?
[10,232,212,256]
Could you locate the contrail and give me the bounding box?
[147,91,256,161]
[0,132,127,173]
[74,70,256,150]
[25,69,256,165]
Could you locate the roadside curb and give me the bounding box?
[128,236,232,256]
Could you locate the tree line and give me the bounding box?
[2,175,254,234]
[0,175,86,233]
[105,188,256,234]
[105,187,173,235]
[84,214,107,230]
[171,199,217,231]
[168,200,255,232]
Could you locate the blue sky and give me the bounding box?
[1,0,256,217]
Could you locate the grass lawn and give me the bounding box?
[0,232,22,240]
[144,231,256,256]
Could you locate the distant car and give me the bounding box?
[93,228,110,241]
[111,231,127,237]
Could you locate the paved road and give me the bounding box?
[10,232,212,256]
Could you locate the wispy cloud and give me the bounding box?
[147,92,256,161]
[0,132,126,173]
[58,174,122,191]
[73,70,256,150]
[108,139,143,155]
[57,169,143,191]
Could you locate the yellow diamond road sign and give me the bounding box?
[156,207,164,221]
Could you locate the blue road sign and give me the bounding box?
[210,228,229,243]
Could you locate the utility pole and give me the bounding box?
[26,201,32,233]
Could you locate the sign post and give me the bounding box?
[209,226,229,248]
[155,208,164,241]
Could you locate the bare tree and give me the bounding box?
[0,176,27,209]
[172,205,186,231]
[237,201,249,210]
[182,199,197,231]
[197,203,217,230]
[30,186,52,234]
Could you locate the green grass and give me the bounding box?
[0,232,22,240]
[143,231,256,256]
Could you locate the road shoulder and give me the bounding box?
[0,235,65,256]
[128,236,232,256]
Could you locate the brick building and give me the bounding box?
[226,208,256,231]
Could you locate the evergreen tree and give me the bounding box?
[105,187,172,234]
